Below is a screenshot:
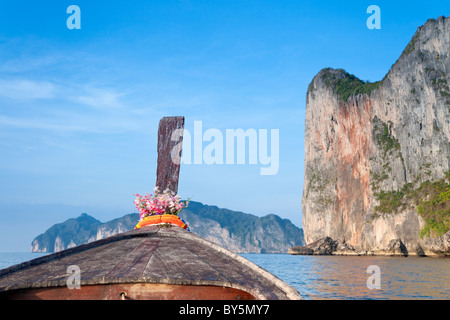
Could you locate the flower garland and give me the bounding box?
[133,187,190,230]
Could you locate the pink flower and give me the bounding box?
[134,187,189,221]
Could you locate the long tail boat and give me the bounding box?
[0,117,302,300]
[0,224,302,300]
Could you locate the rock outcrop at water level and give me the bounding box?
[299,16,450,257]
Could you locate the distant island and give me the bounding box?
[31,201,305,254]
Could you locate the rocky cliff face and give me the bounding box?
[180,202,305,253]
[302,16,450,256]
[30,213,136,252]
[32,201,304,253]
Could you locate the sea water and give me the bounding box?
[241,254,450,300]
[0,252,49,270]
[0,252,449,300]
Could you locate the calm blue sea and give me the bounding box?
[241,254,450,300]
[1,252,449,300]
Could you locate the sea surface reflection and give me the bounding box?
[241,254,450,300]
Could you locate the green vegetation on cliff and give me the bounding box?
[373,183,413,214]
[374,172,450,238]
[417,174,450,238]
[320,68,382,102]
[401,31,420,57]
[32,213,102,251]
[373,118,401,156]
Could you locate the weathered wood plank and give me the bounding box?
[185,238,282,299]
[156,227,291,299]
[105,238,161,279]
[156,116,184,193]
[145,237,228,283]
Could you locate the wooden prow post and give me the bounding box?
[155,116,185,194]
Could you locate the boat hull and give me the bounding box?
[0,282,255,300]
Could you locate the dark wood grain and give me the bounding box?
[156,116,184,193]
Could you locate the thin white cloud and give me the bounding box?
[0,114,99,133]
[0,76,150,136]
[0,54,64,74]
[0,74,135,114]
[74,88,125,109]
[0,79,55,100]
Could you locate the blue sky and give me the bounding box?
[0,1,448,251]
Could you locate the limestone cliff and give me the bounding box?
[302,16,450,257]
[181,202,305,253]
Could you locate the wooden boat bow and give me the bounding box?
[0,225,302,300]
